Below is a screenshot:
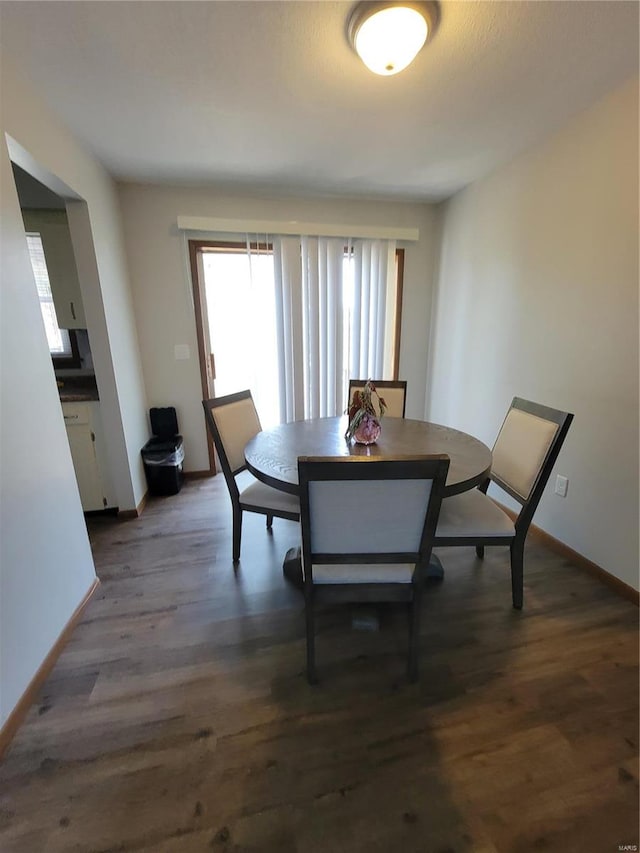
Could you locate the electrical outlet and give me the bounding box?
[554,475,569,497]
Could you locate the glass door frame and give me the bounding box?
[189,239,275,474]
[189,239,406,473]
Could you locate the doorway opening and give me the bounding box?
[10,162,117,518]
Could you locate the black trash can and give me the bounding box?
[141,407,185,496]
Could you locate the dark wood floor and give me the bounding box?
[1,476,638,853]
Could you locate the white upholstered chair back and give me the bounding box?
[309,479,432,555]
[299,456,450,582]
[210,395,262,474]
[491,407,559,500]
[348,381,407,418]
[375,386,405,419]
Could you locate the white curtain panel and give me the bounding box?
[272,235,396,423]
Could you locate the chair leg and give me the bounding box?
[305,592,317,685]
[475,545,485,559]
[232,507,243,564]
[510,537,525,610]
[266,514,274,531]
[408,585,422,683]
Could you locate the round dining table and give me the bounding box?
[244,415,491,589]
[245,415,492,588]
[244,415,492,498]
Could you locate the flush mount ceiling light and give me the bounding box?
[347,1,439,76]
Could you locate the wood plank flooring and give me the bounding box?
[1,476,638,853]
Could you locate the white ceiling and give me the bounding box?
[1,1,638,201]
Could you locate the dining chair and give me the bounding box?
[434,397,574,609]
[202,391,300,563]
[348,379,407,418]
[298,454,450,684]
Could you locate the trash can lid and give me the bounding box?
[150,406,179,438]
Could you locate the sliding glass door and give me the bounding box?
[190,238,404,473]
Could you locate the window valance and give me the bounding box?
[176,215,419,242]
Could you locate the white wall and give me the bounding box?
[0,59,148,726]
[3,60,149,513]
[427,77,639,590]
[0,143,96,726]
[117,185,439,472]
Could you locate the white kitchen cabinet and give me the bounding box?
[22,209,86,329]
[62,402,116,511]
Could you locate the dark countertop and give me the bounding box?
[57,375,99,402]
[60,392,99,402]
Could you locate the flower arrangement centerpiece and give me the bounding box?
[345,379,387,445]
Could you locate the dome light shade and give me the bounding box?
[347,2,439,76]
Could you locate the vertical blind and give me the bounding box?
[270,235,397,423]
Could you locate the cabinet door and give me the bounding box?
[22,210,86,328]
[63,404,106,511]
[65,423,105,511]
[87,402,116,509]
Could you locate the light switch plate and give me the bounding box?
[174,344,190,361]
[554,475,569,497]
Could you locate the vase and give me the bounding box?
[353,414,381,445]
